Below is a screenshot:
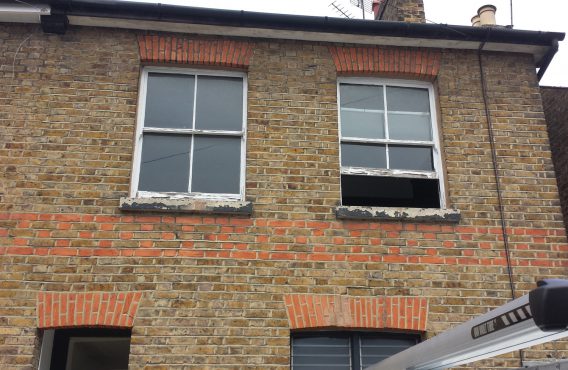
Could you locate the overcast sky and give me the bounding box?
[123,0,567,86]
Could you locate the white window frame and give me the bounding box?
[291,331,420,370]
[337,77,446,208]
[131,67,248,201]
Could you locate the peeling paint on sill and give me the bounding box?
[119,197,253,216]
[335,206,461,223]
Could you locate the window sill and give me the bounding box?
[335,206,461,223]
[119,197,252,216]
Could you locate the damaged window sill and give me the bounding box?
[335,206,461,223]
[119,197,253,216]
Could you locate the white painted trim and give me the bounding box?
[342,167,438,179]
[337,82,344,206]
[428,82,446,208]
[341,137,434,146]
[188,75,198,193]
[240,75,248,201]
[338,77,434,89]
[130,68,147,198]
[141,66,247,78]
[338,77,446,207]
[341,107,384,114]
[389,111,431,116]
[137,191,241,201]
[131,66,247,201]
[383,85,390,170]
[188,132,195,194]
[38,330,55,370]
[142,128,243,136]
[65,16,548,62]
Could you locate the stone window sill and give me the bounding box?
[335,206,461,223]
[119,197,253,216]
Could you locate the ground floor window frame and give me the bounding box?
[291,330,421,370]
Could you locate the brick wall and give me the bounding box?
[375,0,426,23]
[1,24,567,369]
[541,86,568,234]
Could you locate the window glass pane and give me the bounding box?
[389,146,433,171]
[195,76,243,131]
[360,336,417,369]
[386,86,430,113]
[341,143,386,169]
[138,134,190,193]
[144,73,194,129]
[292,336,351,370]
[192,136,241,194]
[340,84,383,110]
[341,109,385,139]
[388,113,432,141]
[67,337,130,370]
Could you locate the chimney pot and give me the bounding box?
[477,4,497,26]
[471,15,480,27]
[372,0,381,20]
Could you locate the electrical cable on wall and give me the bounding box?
[478,37,522,368]
[11,28,37,79]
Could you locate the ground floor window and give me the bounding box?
[39,328,131,370]
[291,331,420,370]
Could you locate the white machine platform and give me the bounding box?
[368,279,568,370]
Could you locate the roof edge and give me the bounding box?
[37,0,564,46]
[2,0,564,73]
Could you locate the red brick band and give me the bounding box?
[328,46,441,80]
[2,213,567,267]
[37,291,142,329]
[137,35,254,68]
[284,295,428,331]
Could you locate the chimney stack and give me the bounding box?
[373,0,426,23]
[474,4,497,27]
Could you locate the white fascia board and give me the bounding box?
[67,16,549,61]
[0,4,50,24]
[484,42,547,62]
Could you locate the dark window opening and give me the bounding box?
[49,328,131,370]
[291,331,420,370]
[342,175,440,208]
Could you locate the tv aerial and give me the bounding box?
[349,0,373,19]
[329,0,373,19]
[328,1,353,19]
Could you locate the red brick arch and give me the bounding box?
[137,35,254,68]
[328,46,441,80]
[284,295,428,331]
[37,292,142,329]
